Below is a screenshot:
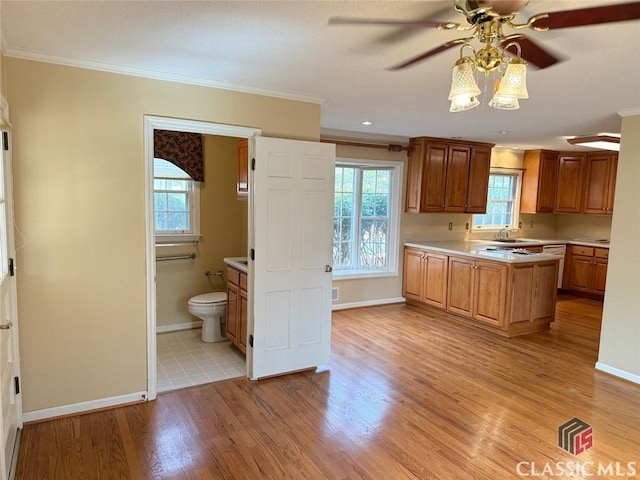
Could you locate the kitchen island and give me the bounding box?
[403,241,560,337]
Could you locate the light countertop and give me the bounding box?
[405,241,561,263]
[223,257,248,273]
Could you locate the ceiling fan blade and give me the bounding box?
[376,5,457,44]
[502,35,561,69]
[388,39,467,71]
[532,2,640,30]
[328,16,449,28]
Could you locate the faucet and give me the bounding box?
[496,227,510,241]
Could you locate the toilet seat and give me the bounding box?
[189,292,227,305]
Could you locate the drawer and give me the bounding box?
[572,246,594,256]
[239,272,248,291]
[227,267,240,286]
[594,248,609,259]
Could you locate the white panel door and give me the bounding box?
[251,136,335,379]
[0,131,20,480]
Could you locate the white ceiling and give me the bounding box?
[2,0,640,150]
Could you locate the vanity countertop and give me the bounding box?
[223,257,248,273]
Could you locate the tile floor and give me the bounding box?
[157,328,246,393]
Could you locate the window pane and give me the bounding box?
[334,164,394,273]
[155,212,168,231]
[154,192,167,211]
[472,172,520,229]
[154,179,166,190]
[167,193,187,211]
[167,179,189,191]
[168,212,189,231]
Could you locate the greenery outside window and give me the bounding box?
[472,168,522,231]
[333,159,402,279]
[154,158,200,243]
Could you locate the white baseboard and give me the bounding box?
[332,297,406,311]
[22,391,147,423]
[595,362,640,385]
[156,321,202,334]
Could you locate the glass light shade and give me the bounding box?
[495,62,528,99]
[448,59,481,101]
[450,95,480,112]
[489,94,519,110]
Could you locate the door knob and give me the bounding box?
[0,322,13,330]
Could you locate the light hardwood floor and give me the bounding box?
[15,295,640,479]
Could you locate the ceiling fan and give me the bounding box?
[329,1,640,71]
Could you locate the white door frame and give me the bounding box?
[0,95,21,480]
[143,116,261,400]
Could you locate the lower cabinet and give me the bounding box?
[403,248,448,308]
[226,266,248,354]
[403,247,558,337]
[447,256,507,328]
[564,246,608,297]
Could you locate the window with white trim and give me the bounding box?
[472,168,522,230]
[153,158,200,242]
[333,159,402,278]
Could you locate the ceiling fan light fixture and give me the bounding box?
[448,56,481,112]
[494,60,529,99]
[489,93,520,110]
[450,94,480,112]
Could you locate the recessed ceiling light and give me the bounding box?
[498,130,510,135]
[361,120,373,126]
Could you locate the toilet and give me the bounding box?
[187,292,227,342]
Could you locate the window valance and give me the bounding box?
[153,130,204,182]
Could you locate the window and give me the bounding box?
[154,158,200,242]
[472,168,522,230]
[333,159,402,278]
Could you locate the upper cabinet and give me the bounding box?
[405,136,494,213]
[520,150,618,216]
[554,154,586,213]
[237,138,249,199]
[582,154,617,214]
[520,150,558,214]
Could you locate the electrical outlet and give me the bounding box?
[530,220,534,228]
[448,222,453,231]
[518,221,522,229]
[465,222,470,230]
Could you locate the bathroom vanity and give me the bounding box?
[224,257,248,354]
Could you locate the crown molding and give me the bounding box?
[3,47,325,105]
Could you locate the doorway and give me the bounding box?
[144,116,261,400]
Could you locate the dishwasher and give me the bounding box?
[542,244,567,288]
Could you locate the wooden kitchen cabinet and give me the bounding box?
[402,248,448,308]
[582,153,617,214]
[554,154,585,213]
[405,246,558,337]
[447,256,507,327]
[226,265,248,353]
[464,147,492,213]
[565,245,608,297]
[520,150,558,213]
[405,136,493,213]
[237,138,249,199]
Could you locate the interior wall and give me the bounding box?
[556,214,613,241]
[6,57,320,413]
[156,135,247,329]
[597,112,640,381]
